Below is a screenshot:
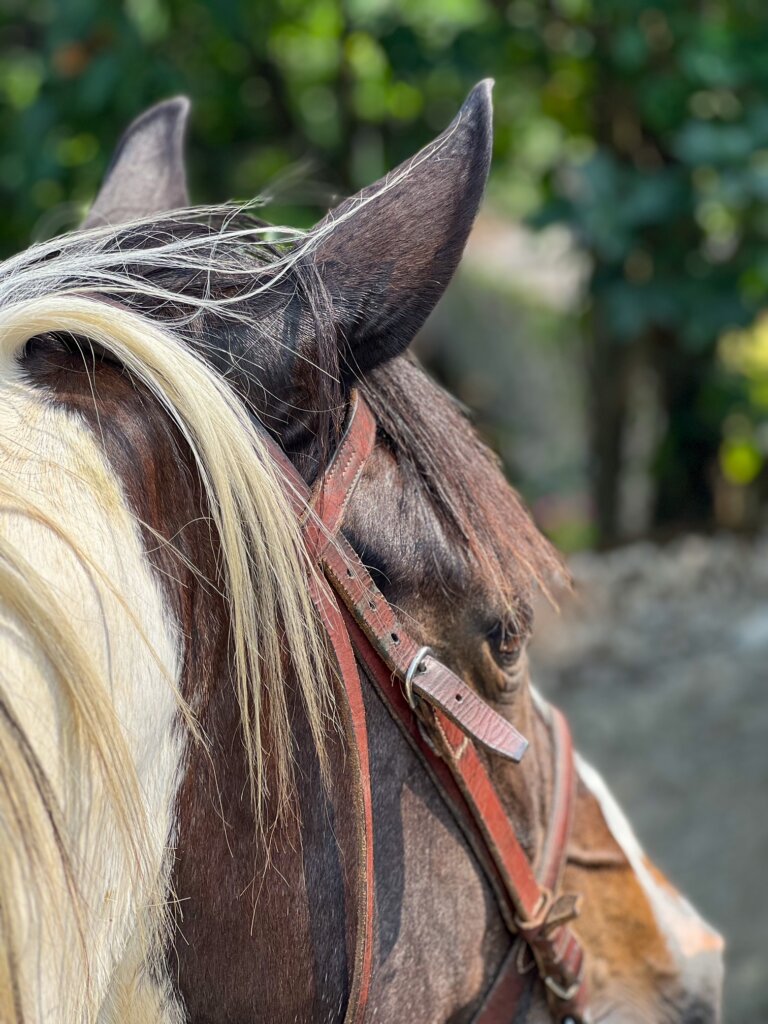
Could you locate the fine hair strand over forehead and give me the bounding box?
[363,356,567,612]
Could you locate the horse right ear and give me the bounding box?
[308,81,493,379]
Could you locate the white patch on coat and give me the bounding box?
[581,757,724,970]
[0,378,185,1023]
[532,687,723,964]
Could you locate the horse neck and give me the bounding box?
[169,637,514,1023]
[170,653,352,1018]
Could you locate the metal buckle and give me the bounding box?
[543,966,585,1003]
[404,646,431,708]
[514,887,553,935]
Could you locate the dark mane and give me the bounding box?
[36,211,563,606]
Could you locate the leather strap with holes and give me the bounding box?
[474,705,584,1023]
[261,390,589,1023]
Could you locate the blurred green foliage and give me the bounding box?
[2,0,768,540]
[525,0,768,538]
[0,0,556,246]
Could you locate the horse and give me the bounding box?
[0,81,723,1023]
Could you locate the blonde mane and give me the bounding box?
[0,115,466,1020]
[0,216,346,1021]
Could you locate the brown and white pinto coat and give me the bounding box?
[0,84,722,1022]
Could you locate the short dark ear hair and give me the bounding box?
[309,80,493,379]
[83,98,190,228]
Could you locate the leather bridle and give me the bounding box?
[261,390,590,1024]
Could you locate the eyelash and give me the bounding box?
[487,618,527,668]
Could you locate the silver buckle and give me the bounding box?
[543,969,584,1003]
[404,646,431,708]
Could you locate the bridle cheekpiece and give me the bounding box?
[261,390,589,1024]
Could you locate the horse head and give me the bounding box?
[0,83,722,1023]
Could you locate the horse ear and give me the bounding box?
[83,97,191,228]
[309,80,493,377]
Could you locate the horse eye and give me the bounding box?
[487,616,527,669]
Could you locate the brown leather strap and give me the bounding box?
[306,573,375,1022]
[537,705,578,894]
[347,603,587,1022]
[302,391,378,563]
[264,406,375,1023]
[473,942,533,1024]
[323,538,528,762]
[474,705,586,1024]
[269,395,528,762]
[260,391,588,1023]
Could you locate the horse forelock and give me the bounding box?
[361,357,567,618]
[0,203,560,606]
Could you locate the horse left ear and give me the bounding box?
[83,97,191,228]
[309,81,493,377]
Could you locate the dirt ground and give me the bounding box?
[529,534,768,1023]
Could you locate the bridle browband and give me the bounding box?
[261,390,589,1024]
